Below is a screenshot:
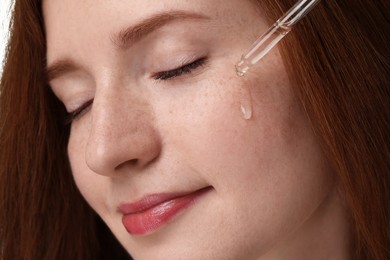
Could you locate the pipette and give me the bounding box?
[236,0,321,76]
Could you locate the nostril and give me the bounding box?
[114,158,138,171]
[129,159,138,165]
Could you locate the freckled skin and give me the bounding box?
[44,0,350,259]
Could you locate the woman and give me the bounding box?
[0,0,389,259]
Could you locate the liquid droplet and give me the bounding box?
[236,65,253,120]
[240,102,252,120]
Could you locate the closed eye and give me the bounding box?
[64,99,93,125]
[153,57,207,80]
[62,57,207,125]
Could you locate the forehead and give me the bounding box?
[43,0,262,66]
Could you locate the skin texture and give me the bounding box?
[44,0,350,259]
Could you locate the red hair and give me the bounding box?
[1,0,389,259]
[253,0,390,258]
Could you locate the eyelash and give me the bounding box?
[152,57,207,80]
[64,57,207,125]
[64,99,93,125]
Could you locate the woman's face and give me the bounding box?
[44,0,337,259]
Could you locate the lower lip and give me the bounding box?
[122,188,211,235]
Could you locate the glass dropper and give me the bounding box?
[236,0,321,76]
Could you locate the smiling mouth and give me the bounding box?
[118,186,212,235]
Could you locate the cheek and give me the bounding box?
[169,52,307,180]
[167,56,334,249]
[67,128,84,187]
[67,125,108,212]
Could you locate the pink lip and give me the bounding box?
[118,187,212,235]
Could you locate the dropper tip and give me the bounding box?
[236,70,246,77]
[235,59,250,77]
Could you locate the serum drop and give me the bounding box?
[240,101,253,120]
[235,68,254,120]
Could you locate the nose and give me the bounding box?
[85,88,161,176]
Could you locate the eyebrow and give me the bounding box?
[46,11,210,82]
[46,59,81,82]
[112,10,210,49]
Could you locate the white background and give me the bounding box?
[1,0,12,76]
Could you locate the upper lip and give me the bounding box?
[118,187,211,215]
